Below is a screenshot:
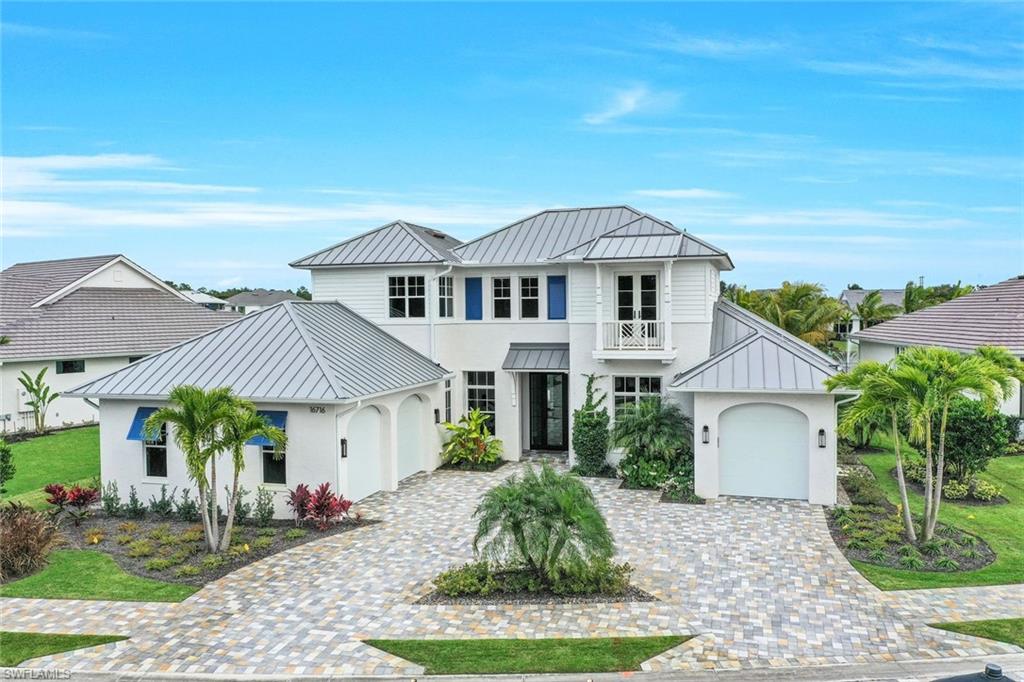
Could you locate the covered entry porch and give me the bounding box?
[502,343,570,456]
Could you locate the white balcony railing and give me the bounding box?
[601,320,666,351]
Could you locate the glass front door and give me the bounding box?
[529,373,568,451]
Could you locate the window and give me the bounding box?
[263,435,287,485]
[144,423,168,478]
[438,276,454,318]
[444,379,452,423]
[388,275,426,318]
[612,376,662,417]
[492,277,512,319]
[547,275,566,320]
[128,356,146,364]
[466,371,496,432]
[56,359,85,374]
[520,277,539,319]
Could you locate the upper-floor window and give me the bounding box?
[438,276,454,318]
[520,277,539,319]
[144,423,168,478]
[612,376,662,418]
[388,275,426,318]
[466,371,496,432]
[492,277,512,319]
[56,359,85,374]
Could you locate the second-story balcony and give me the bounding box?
[593,319,677,363]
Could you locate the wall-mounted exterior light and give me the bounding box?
[818,429,827,448]
[701,425,710,444]
[340,438,348,458]
[434,408,441,424]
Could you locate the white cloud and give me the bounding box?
[633,188,737,200]
[803,57,1024,90]
[582,85,677,125]
[645,26,782,58]
[0,22,109,41]
[729,208,973,230]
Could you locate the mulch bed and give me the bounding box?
[63,513,379,586]
[889,468,1008,507]
[417,584,657,606]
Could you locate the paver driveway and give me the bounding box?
[5,463,1022,676]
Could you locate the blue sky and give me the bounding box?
[2,2,1022,293]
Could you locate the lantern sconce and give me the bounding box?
[818,429,827,448]
[340,438,348,458]
[434,408,441,424]
[701,425,710,444]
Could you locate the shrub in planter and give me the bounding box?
[434,561,499,597]
[441,409,503,468]
[147,485,177,518]
[571,374,611,476]
[550,558,632,596]
[943,479,969,500]
[0,502,61,580]
[286,484,312,526]
[931,396,1010,481]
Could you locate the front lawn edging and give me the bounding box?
[0,631,128,667]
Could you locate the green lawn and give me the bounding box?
[931,618,1024,649]
[0,550,197,602]
[365,636,692,674]
[1,427,100,509]
[856,449,1024,589]
[0,631,128,667]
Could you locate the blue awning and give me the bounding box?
[126,407,158,441]
[247,410,287,446]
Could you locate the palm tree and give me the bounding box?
[217,405,286,551]
[827,362,916,541]
[144,385,240,552]
[731,282,845,349]
[611,397,691,463]
[902,282,935,314]
[855,290,901,328]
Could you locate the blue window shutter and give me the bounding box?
[547,276,566,320]
[465,277,483,320]
[248,410,287,446]
[126,407,158,441]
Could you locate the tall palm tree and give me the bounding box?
[902,282,935,314]
[827,362,916,541]
[217,405,286,551]
[145,385,240,551]
[855,290,901,328]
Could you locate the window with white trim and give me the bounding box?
[56,359,85,374]
[612,376,662,417]
[388,275,426,318]
[444,379,452,423]
[144,423,168,478]
[262,435,286,485]
[492,277,512,319]
[520,276,539,319]
[438,276,454,318]
[466,371,496,432]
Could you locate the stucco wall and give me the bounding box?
[689,391,838,505]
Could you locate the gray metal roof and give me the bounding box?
[582,230,730,262]
[671,300,842,393]
[225,289,303,306]
[66,301,450,402]
[291,221,463,268]
[501,343,570,371]
[852,276,1024,355]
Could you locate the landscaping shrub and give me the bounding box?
[836,438,858,465]
[942,479,969,500]
[434,558,632,598]
[441,409,503,468]
[84,529,104,545]
[549,558,632,596]
[101,481,123,516]
[903,457,926,484]
[660,470,703,504]
[284,528,307,540]
[253,487,275,527]
[619,455,671,489]
[0,503,61,580]
[228,485,251,524]
[435,562,499,597]
[840,471,889,507]
[174,489,200,522]
[44,483,70,513]
[145,558,175,572]
[0,439,14,495]
[175,565,201,578]
[126,540,155,558]
[147,485,177,517]
[571,374,611,476]
[304,482,354,530]
[972,479,1003,502]
[252,536,273,550]
[613,398,693,490]
[286,484,312,526]
[932,397,1010,481]
[124,485,146,519]
[65,485,100,527]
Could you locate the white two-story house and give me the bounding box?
[70,206,843,514]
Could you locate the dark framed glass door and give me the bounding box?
[529,373,568,451]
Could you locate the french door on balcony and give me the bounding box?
[616,273,659,346]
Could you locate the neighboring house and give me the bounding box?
[182,290,228,311]
[225,288,303,314]
[0,255,238,433]
[67,206,846,510]
[853,275,1023,418]
[835,288,905,335]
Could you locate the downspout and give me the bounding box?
[428,265,453,363]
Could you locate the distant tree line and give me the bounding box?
[163,282,312,300]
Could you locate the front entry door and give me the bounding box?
[529,373,568,451]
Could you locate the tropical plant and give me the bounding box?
[147,485,177,517]
[472,464,614,583]
[143,385,241,552]
[855,290,901,328]
[0,502,61,580]
[65,485,100,526]
[0,439,14,495]
[571,374,611,476]
[286,483,312,526]
[17,368,59,433]
[611,397,690,463]
[441,409,503,467]
[902,281,935,314]
[731,281,845,349]
[304,482,354,530]
[215,405,285,550]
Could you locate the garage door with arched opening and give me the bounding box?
[396,394,427,482]
[718,403,809,500]
[347,406,384,501]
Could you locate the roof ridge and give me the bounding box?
[280,301,347,400]
[546,211,659,260]
[453,205,643,255]
[5,254,120,270]
[289,221,403,267]
[395,220,456,262]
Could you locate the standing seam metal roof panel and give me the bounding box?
[501,343,571,371]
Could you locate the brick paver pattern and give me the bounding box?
[3,464,1022,675]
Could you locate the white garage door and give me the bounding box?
[396,395,426,481]
[719,403,809,500]
[347,406,384,501]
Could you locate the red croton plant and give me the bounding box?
[304,482,355,531]
[44,483,100,526]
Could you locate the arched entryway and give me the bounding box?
[718,403,809,500]
[396,394,428,481]
[346,406,385,501]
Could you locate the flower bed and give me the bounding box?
[890,468,1008,507]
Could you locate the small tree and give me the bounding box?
[931,396,1010,482]
[0,439,15,494]
[571,374,610,476]
[18,368,58,433]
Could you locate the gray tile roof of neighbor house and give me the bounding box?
[501,343,570,371]
[225,289,304,306]
[66,301,450,403]
[290,221,464,267]
[672,300,843,393]
[839,288,905,310]
[852,275,1024,354]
